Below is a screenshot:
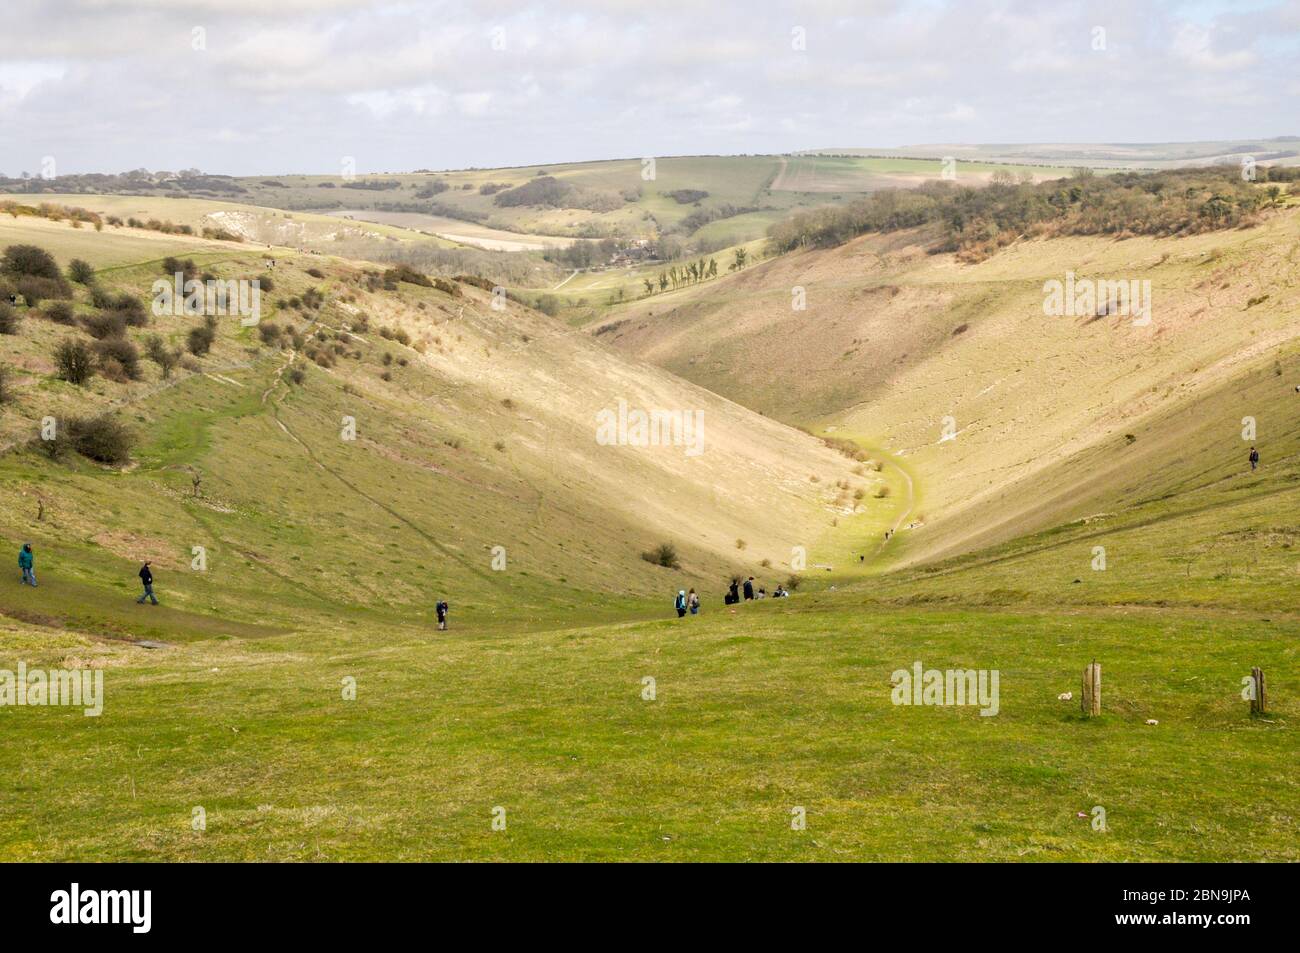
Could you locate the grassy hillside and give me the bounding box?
[0,194,1294,862]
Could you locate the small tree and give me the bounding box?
[145,334,180,378]
[54,339,95,385]
[187,315,218,356]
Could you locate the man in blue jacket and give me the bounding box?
[18,543,35,586]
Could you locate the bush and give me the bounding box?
[257,322,282,345]
[16,275,70,307]
[306,267,324,279]
[93,336,142,380]
[43,301,76,325]
[383,264,431,287]
[3,244,61,280]
[54,339,95,385]
[287,367,305,385]
[83,311,127,339]
[108,293,148,327]
[67,415,134,465]
[161,257,196,279]
[786,575,802,591]
[0,302,18,334]
[68,259,95,284]
[258,275,274,293]
[641,542,681,569]
[144,334,179,378]
[88,284,113,309]
[187,316,218,356]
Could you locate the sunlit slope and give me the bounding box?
[0,215,864,637]
[592,208,1300,567]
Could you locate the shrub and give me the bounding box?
[94,336,142,380]
[83,311,127,339]
[187,316,218,356]
[88,283,113,309]
[67,415,134,465]
[161,257,196,279]
[288,367,305,385]
[43,301,76,325]
[54,339,95,385]
[641,542,681,569]
[0,302,18,334]
[382,264,431,287]
[108,293,148,327]
[68,259,95,284]
[257,322,282,345]
[258,275,274,292]
[2,244,61,280]
[16,275,70,307]
[786,574,802,591]
[144,335,179,378]
[306,267,324,279]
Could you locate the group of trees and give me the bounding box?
[767,165,1293,261]
[491,176,624,213]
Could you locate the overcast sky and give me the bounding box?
[2,0,1297,176]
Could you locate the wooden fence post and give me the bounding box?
[1251,667,1267,716]
[1081,661,1101,716]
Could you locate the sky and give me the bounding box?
[1,0,1297,176]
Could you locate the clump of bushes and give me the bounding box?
[43,301,76,325]
[383,264,432,287]
[93,336,143,381]
[66,415,135,465]
[82,312,127,339]
[641,542,681,569]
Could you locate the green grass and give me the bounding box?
[1,600,1292,860]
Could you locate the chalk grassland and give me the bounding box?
[0,199,1294,862]
[593,204,1300,572]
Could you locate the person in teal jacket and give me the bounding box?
[18,543,36,586]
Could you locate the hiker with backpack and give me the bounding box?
[436,599,449,631]
[18,543,35,586]
[675,590,687,618]
[136,561,158,605]
[688,588,700,615]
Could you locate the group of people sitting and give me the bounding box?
[677,576,789,616]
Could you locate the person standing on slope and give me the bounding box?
[436,599,449,631]
[743,577,755,601]
[688,588,700,615]
[675,590,687,618]
[136,561,158,605]
[726,579,740,605]
[18,543,35,587]
[1249,446,1260,471]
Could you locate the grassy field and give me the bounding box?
[0,195,1294,862]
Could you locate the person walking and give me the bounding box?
[688,588,700,615]
[436,599,449,631]
[18,543,35,586]
[674,590,687,618]
[136,561,158,605]
[1249,446,1260,471]
[743,577,755,601]
[726,579,740,605]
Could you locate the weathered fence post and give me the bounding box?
[1250,667,1267,716]
[1081,661,1101,716]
